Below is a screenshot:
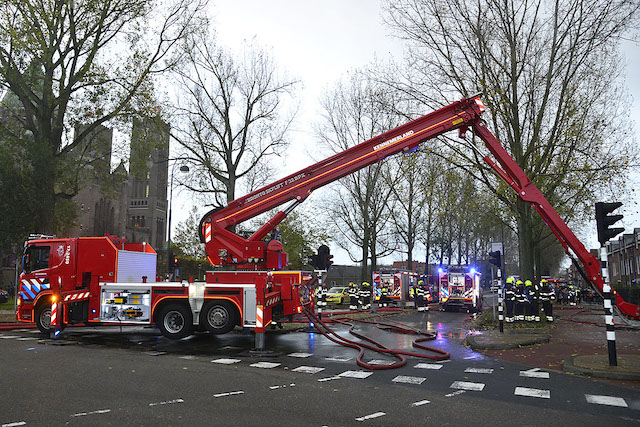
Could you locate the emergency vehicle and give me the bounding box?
[438,266,482,312]
[372,270,419,302]
[16,94,640,341]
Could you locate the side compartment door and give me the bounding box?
[243,287,256,327]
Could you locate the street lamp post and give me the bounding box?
[167,163,189,279]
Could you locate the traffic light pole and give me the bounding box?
[496,268,503,334]
[599,245,617,366]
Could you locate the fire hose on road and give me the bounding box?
[303,308,450,370]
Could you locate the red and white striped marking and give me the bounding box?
[50,302,58,327]
[204,223,212,243]
[64,291,90,302]
[256,305,263,328]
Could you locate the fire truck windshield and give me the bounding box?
[23,245,50,273]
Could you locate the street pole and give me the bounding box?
[599,245,617,366]
[497,268,503,333]
[166,163,189,279]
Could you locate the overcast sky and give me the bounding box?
[173,1,640,266]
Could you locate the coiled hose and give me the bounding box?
[303,308,449,370]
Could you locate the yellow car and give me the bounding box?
[325,287,350,304]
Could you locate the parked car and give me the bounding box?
[0,288,9,303]
[325,287,350,304]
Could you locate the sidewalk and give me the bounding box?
[466,304,640,387]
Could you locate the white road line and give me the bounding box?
[464,368,494,374]
[270,383,296,390]
[411,400,431,407]
[2,422,26,427]
[250,362,281,369]
[445,390,466,397]
[414,363,443,370]
[144,351,167,356]
[450,381,485,391]
[288,352,312,358]
[179,355,198,360]
[317,376,341,382]
[292,366,325,374]
[16,337,37,341]
[149,398,184,406]
[0,336,19,339]
[519,369,549,379]
[355,412,386,422]
[367,359,394,366]
[339,370,373,379]
[585,394,628,407]
[393,375,426,385]
[211,358,241,364]
[213,391,244,398]
[71,409,111,417]
[324,356,353,362]
[514,387,550,399]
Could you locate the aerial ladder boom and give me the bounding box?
[198,94,639,319]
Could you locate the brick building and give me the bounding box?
[606,229,640,287]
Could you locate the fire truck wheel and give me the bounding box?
[35,305,51,334]
[202,301,236,335]
[158,304,193,339]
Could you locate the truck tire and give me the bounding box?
[158,304,193,339]
[202,301,237,335]
[35,305,51,334]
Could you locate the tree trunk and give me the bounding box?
[516,199,534,280]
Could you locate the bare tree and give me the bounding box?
[171,33,299,207]
[316,73,398,282]
[0,0,206,233]
[382,0,640,278]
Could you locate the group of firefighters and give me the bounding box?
[503,276,556,322]
[315,280,432,312]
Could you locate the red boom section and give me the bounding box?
[200,96,486,268]
[472,121,640,320]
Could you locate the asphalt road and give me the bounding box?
[1,310,639,426]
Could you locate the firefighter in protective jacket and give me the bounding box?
[524,280,535,321]
[379,283,390,308]
[348,282,359,310]
[359,282,372,310]
[415,280,429,312]
[504,276,516,322]
[515,279,526,321]
[539,279,556,322]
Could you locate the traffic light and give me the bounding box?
[488,250,501,268]
[307,254,319,268]
[595,202,624,245]
[173,257,179,267]
[317,244,333,270]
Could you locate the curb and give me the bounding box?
[563,355,640,381]
[465,332,550,350]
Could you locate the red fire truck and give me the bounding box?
[438,266,482,312]
[16,94,640,342]
[372,270,419,302]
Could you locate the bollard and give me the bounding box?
[600,246,617,366]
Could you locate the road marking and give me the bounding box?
[270,383,296,390]
[71,409,111,417]
[144,351,167,356]
[250,361,281,369]
[0,335,19,339]
[2,422,26,427]
[149,398,184,406]
[288,352,313,358]
[355,412,386,422]
[179,355,198,360]
[414,363,443,370]
[339,370,373,379]
[292,366,325,374]
[514,387,550,399]
[465,368,494,374]
[211,358,241,364]
[214,391,244,398]
[393,375,426,385]
[16,337,37,341]
[317,376,341,382]
[520,368,549,379]
[367,359,394,365]
[585,394,628,407]
[324,356,353,362]
[450,381,485,391]
[411,400,431,407]
[445,390,466,397]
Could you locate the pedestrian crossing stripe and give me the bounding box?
[585,394,628,407]
[211,358,241,364]
[450,381,485,391]
[292,366,325,374]
[339,370,373,379]
[250,362,281,369]
[288,352,312,358]
[414,363,443,370]
[393,375,426,385]
[464,368,493,374]
[514,387,550,399]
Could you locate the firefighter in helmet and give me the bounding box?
[539,278,556,322]
[348,282,359,310]
[359,281,372,311]
[379,281,390,308]
[409,283,416,308]
[515,279,526,321]
[524,280,534,321]
[415,280,429,312]
[504,276,516,322]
